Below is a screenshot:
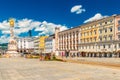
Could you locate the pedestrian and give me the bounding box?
[39,55,42,61]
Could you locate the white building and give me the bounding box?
[33,37,40,54]
[17,37,34,53]
[45,34,55,55]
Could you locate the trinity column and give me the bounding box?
[6,18,18,57]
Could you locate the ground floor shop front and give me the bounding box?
[57,50,120,58]
[80,52,120,58]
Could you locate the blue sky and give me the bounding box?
[0,0,120,43]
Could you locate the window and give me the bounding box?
[118,27,120,31]
[109,27,112,32]
[84,39,85,43]
[90,31,92,35]
[105,28,107,33]
[119,43,120,48]
[108,44,111,48]
[98,45,100,49]
[85,32,87,36]
[90,38,92,42]
[110,20,113,23]
[99,37,102,41]
[81,33,82,36]
[104,36,107,41]
[100,23,102,26]
[73,46,75,50]
[103,45,105,48]
[80,39,82,43]
[118,20,120,24]
[87,32,89,35]
[94,37,96,42]
[114,44,116,48]
[109,36,112,40]
[105,22,107,24]
[94,30,96,34]
[118,35,120,39]
[82,46,84,49]
[84,32,85,36]
[80,46,82,49]
[87,38,89,42]
[99,29,102,34]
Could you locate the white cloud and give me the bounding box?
[0,18,41,35]
[15,18,41,35]
[0,18,68,43]
[0,35,9,44]
[84,13,108,23]
[0,20,9,30]
[35,21,68,36]
[71,5,85,14]
[0,19,67,36]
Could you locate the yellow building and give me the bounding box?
[80,22,98,43]
[39,36,48,53]
[79,15,120,57]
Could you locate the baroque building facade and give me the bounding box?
[56,14,120,58]
[57,27,80,57]
[33,37,40,54]
[17,37,34,54]
[39,36,48,53]
[45,34,55,54]
[79,15,120,57]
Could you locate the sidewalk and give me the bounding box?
[56,56,120,69]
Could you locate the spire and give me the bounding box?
[28,30,32,37]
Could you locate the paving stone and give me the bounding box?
[0,58,120,80]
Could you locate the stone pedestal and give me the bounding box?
[6,38,19,57]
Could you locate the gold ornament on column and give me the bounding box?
[9,18,14,27]
[9,18,14,38]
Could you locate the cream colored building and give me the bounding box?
[33,37,40,54]
[57,27,80,57]
[17,37,34,54]
[56,14,120,58]
[55,27,60,56]
[79,14,120,57]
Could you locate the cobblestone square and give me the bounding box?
[0,58,120,80]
